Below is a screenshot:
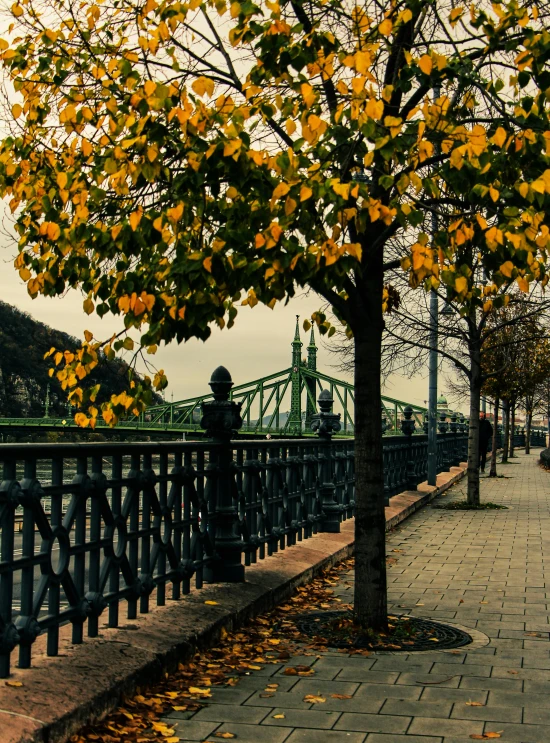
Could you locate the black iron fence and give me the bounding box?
[0,375,543,677]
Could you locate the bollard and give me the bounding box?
[201,366,245,583]
[311,390,342,532]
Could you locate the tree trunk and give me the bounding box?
[467,358,482,506]
[502,399,509,463]
[353,314,387,630]
[525,404,532,455]
[489,396,499,477]
[510,400,516,457]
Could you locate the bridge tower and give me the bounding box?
[305,326,317,429]
[287,316,303,434]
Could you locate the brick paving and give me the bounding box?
[162,451,550,742]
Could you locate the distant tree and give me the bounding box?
[1,0,550,629]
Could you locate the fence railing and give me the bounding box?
[0,372,543,677]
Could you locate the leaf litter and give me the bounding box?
[70,560,358,743]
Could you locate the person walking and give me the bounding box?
[479,413,493,473]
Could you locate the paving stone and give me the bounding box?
[261,707,341,728]
[407,716,484,738]
[292,679,360,696]
[209,722,291,742]
[379,699,452,719]
[191,704,269,724]
[334,712,411,734]
[244,690,313,709]
[420,687,489,704]
[476,722,550,742]
[396,673,461,688]
[335,669,400,684]
[166,719,219,740]
[365,737,442,743]
[449,703,522,723]
[428,662,492,677]
[354,683,422,701]
[205,687,256,705]
[285,730,366,743]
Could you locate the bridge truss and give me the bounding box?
[141,321,427,435]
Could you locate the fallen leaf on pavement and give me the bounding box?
[213,734,236,739]
[304,695,326,703]
[273,714,285,719]
[204,600,219,606]
[331,694,352,699]
[5,681,23,687]
[469,733,502,739]
[188,686,212,696]
[260,694,274,698]
[466,701,485,707]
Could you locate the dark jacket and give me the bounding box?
[479,418,493,443]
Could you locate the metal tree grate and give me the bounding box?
[293,611,473,651]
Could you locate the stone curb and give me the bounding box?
[0,463,466,743]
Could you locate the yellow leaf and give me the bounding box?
[284,197,297,216]
[82,139,93,158]
[304,694,326,703]
[75,412,90,428]
[83,298,94,315]
[167,203,184,222]
[378,18,393,35]
[300,185,313,201]
[203,256,213,273]
[366,98,384,120]
[57,172,68,189]
[492,127,507,147]
[144,80,156,97]
[213,734,236,739]
[272,714,285,719]
[516,275,529,292]
[129,210,142,231]
[188,686,212,696]
[11,4,23,17]
[466,701,485,707]
[272,183,290,200]
[19,267,31,281]
[12,103,22,119]
[5,680,23,687]
[489,186,499,202]
[500,261,514,278]
[47,223,61,241]
[192,76,215,97]
[332,181,350,199]
[454,276,468,295]
[205,600,218,605]
[418,55,433,75]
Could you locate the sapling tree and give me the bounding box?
[0,0,550,627]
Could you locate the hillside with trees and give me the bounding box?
[0,301,159,418]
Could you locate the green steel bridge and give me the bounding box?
[0,319,427,438]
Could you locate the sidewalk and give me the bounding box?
[152,451,550,743]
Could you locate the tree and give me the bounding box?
[481,306,549,472]
[354,269,550,503]
[0,0,550,629]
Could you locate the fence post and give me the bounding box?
[311,389,342,532]
[400,405,416,490]
[201,366,245,583]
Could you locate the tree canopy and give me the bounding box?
[0,0,549,423]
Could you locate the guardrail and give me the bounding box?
[4,375,542,678]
